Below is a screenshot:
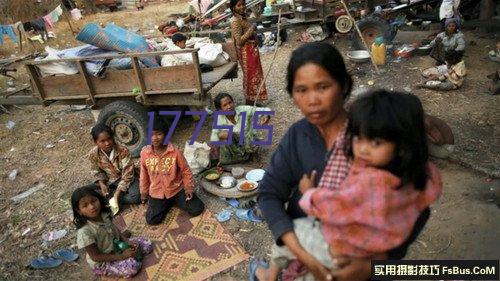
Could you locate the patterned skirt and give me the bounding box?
[238,41,268,102]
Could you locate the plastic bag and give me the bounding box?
[35,47,78,77]
[183,141,211,175]
[195,43,229,67]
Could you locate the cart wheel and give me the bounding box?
[98,101,149,157]
[335,15,353,34]
[351,16,393,50]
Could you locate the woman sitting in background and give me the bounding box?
[429,18,465,65]
[210,93,271,164]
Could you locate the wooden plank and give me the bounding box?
[77,61,96,106]
[131,57,147,103]
[25,65,46,100]
[141,65,198,92]
[146,89,198,95]
[91,69,137,94]
[39,74,86,98]
[0,96,44,105]
[45,95,88,100]
[27,49,200,65]
[144,94,210,107]
[202,62,237,84]
[92,89,199,98]
[191,52,204,98]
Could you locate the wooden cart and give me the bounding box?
[0,42,238,156]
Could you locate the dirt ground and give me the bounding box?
[1,2,499,280]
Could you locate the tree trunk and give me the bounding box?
[479,0,495,20]
[479,0,495,32]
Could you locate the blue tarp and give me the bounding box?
[76,23,159,67]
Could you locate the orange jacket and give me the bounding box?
[139,144,194,199]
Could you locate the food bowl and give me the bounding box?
[415,44,432,56]
[202,169,220,181]
[237,180,258,192]
[347,50,371,63]
[219,176,237,189]
[231,167,245,179]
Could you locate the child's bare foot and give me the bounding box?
[255,266,268,281]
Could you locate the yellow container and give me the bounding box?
[371,43,386,66]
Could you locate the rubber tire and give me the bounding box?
[351,16,394,50]
[98,101,149,157]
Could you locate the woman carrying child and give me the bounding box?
[256,42,433,281]
[89,123,141,205]
[260,90,442,280]
[72,185,153,278]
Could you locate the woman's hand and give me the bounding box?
[185,190,193,201]
[258,115,270,125]
[99,182,109,198]
[140,194,148,204]
[299,170,316,194]
[331,252,387,281]
[281,231,332,281]
[301,253,333,281]
[218,130,229,140]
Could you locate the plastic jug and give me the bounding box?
[372,37,386,66]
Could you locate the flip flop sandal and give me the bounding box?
[216,209,232,222]
[248,257,269,281]
[30,257,62,269]
[52,249,79,262]
[239,198,257,209]
[235,209,263,223]
[223,198,240,208]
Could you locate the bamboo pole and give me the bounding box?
[60,1,78,36]
[340,0,380,74]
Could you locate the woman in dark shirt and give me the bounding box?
[256,42,430,281]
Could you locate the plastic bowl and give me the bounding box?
[202,169,220,181]
[220,176,236,188]
[231,167,245,179]
[347,50,370,63]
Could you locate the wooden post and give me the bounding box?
[77,61,96,107]
[340,0,380,74]
[191,52,204,99]
[26,64,46,101]
[131,57,148,104]
[15,22,36,53]
[61,1,78,36]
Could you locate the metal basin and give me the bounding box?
[347,50,371,63]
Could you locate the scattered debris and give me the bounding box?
[46,144,55,149]
[6,120,16,130]
[10,183,46,204]
[42,229,68,243]
[22,228,31,237]
[404,86,412,92]
[367,80,374,86]
[8,169,18,181]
